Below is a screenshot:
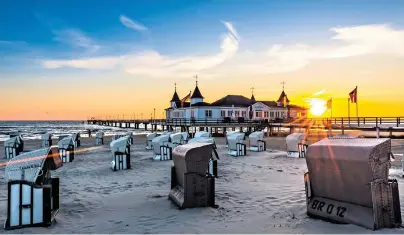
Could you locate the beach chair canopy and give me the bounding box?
[286,133,305,152]
[147,133,157,141]
[58,137,74,149]
[306,138,391,208]
[41,133,52,140]
[226,131,237,138]
[194,131,211,138]
[71,133,80,141]
[110,136,130,153]
[172,142,214,187]
[170,133,183,144]
[181,132,189,141]
[249,131,264,146]
[5,146,62,184]
[227,132,245,150]
[4,136,19,148]
[96,131,104,138]
[152,134,170,154]
[188,137,215,145]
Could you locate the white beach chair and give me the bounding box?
[227,132,246,157]
[125,131,134,145]
[188,137,219,177]
[95,131,104,145]
[110,136,131,171]
[4,136,24,159]
[71,133,81,148]
[248,131,266,152]
[286,132,307,158]
[181,132,189,144]
[168,142,216,209]
[152,134,172,161]
[41,133,52,148]
[304,138,401,230]
[58,137,75,163]
[146,133,158,150]
[225,131,237,148]
[169,133,183,148]
[4,146,62,230]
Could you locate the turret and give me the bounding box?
[191,75,204,105]
[171,83,181,107]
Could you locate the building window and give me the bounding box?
[205,110,212,118]
[235,111,240,117]
[221,110,226,117]
[242,111,246,117]
[264,111,269,118]
[227,110,232,117]
[255,111,261,118]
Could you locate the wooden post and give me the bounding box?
[341,118,345,135]
[376,127,380,138]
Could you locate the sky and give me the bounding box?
[1,0,404,120]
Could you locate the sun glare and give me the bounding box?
[309,99,327,117]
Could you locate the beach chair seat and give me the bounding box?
[146,133,157,150]
[188,137,219,177]
[4,147,62,230]
[169,142,216,209]
[248,131,266,152]
[286,133,307,158]
[152,134,172,161]
[227,133,246,157]
[4,136,24,159]
[58,137,75,163]
[41,133,52,148]
[110,136,131,171]
[304,138,401,230]
[95,131,104,145]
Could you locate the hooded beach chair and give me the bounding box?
[4,136,24,159]
[188,137,219,177]
[57,136,75,163]
[41,133,52,148]
[304,138,401,230]
[225,131,237,147]
[71,133,80,148]
[95,131,104,145]
[110,136,131,171]
[169,133,183,148]
[4,146,62,230]
[227,132,246,157]
[152,133,172,161]
[248,131,266,152]
[181,132,189,144]
[286,132,307,158]
[168,142,216,209]
[146,133,158,150]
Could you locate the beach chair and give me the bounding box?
[152,133,172,161]
[169,142,216,209]
[146,133,158,150]
[169,133,183,148]
[126,132,134,145]
[304,138,402,230]
[41,133,52,148]
[286,133,307,158]
[110,136,131,171]
[4,136,24,159]
[4,146,62,230]
[95,131,104,145]
[71,133,81,148]
[225,131,237,148]
[194,131,211,138]
[181,132,189,144]
[58,137,75,163]
[248,131,266,152]
[227,132,246,157]
[188,137,219,177]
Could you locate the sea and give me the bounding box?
[0,121,151,141]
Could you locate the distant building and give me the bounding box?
[165,81,307,121]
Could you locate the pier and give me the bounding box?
[87,116,404,138]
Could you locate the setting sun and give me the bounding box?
[309,98,327,116]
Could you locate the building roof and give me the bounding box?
[251,94,256,102]
[277,91,290,103]
[191,85,204,99]
[257,101,278,107]
[170,90,181,102]
[287,104,307,110]
[211,95,253,107]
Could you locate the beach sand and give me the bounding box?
[0,135,404,233]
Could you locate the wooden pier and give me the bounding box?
[87,117,404,137]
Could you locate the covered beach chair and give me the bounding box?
[194,131,211,138]
[169,133,183,148]
[286,132,307,158]
[152,133,172,161]
[4,136,24,159]
[71,133,81,148]
[110,136,131,171]
[169,142,216,209]
[225,131,237,147]
[95,131,104,145]
[188,137,219,177]
[248,131,266,152]
[181,132,189,144]
[126,132,134,145]
[4,147,62,230]
[58,136,75,163]
[41,133,52,148]
[146,133,158,150]
[227,132,246,157]
[304,138,402,230]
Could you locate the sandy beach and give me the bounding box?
[0,135,404,233]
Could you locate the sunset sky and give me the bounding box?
[1,0,404,120]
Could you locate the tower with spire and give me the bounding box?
[190,75,204,105]
[277,81,290,107]
[250,87,256,102]
[170,83,181,108]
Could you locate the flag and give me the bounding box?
[181,92,191,107]
[349,87,357,103]
[327,98,332,109]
